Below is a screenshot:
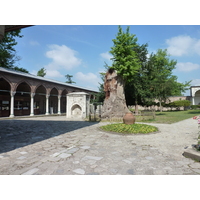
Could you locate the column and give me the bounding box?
[9,91,16,118]
[66,94,69,118]
[57,95,61,115]
[192,96,195,105]
[45,94,50,115]
[30,93,35,116]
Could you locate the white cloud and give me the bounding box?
[30,68,63,78]
[46,69,64,78]
[166,35,200,56]
[30,70,37,75]
[45,44,81,70]
[100,52,113,61]
[193,40,200,55]
[176,62,200,72]
[166,35,194,56]
[75,72,101,89]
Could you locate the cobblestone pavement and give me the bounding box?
[0,115,200,175]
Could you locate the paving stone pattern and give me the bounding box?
[0,116,200,175]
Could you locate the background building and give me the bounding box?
[0,67,97,118]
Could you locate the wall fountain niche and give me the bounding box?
[66,92,90,119]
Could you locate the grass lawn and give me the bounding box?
[136,110,200,124]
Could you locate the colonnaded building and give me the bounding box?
[0,67,98,118]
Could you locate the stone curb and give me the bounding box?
[97,126,160,136]
[183,147,200,162]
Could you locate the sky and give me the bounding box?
[13,25,200,95]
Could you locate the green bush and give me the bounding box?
[168,100,191,110]
[191,105,200,110]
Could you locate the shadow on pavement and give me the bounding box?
[0,119,99,154]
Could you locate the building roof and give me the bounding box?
[4,25,33,32]
[67,92,90,96]
[0,67,98,93]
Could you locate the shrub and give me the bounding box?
[170,100,191,110]
[191,105,200,110]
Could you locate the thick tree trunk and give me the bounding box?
[101,69,129,119]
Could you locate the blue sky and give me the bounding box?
[14,25,200,95]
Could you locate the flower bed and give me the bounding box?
[100,123,158,134]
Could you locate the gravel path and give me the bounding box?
[0,116,199,175]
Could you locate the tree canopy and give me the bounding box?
[109,26,141,83]
[0,29,29,73]
[65,74,76,84]
[37,67,46,77]
[100,26,191,111]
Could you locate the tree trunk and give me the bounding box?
[101,69,129,119]
[159,99,163,112]
[135,100,138,115]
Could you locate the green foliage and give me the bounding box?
[90,83,105,104]
[37,67,46,77]
[148,49,177,100]
[100,26,191,109]
[65,74,76,84]
[109,26,141,82]
[0,30,29,73]
[125,43,149,106]
[125,46,191,108]
[171,100,191,108]
[93,62,109,104]
[191,105,200,110]
[100,123,158,134]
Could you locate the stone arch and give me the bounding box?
[35,84,47,94]
[195,89,200,105]
[71,104,82,118]
[34,85,47,114]
[15,81,31,116]
[195,89,200,96]
[0,75,12,89]
[0,77,11,92]
[0,77,11,117]
[61,89,68,113]
[49,86,59,94]
[14,80,31,92]
[49,87,58,114]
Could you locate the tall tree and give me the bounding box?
[0,30,29,73]
[125,47,191,112]
[125,43,149,114]
[147,49,177,111]
[109,26,140,82]
[101,26,141,118]
[37,67,46,77]
[65,74,76,84]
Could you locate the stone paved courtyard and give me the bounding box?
[0,115,200,175]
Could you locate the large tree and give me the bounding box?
[0,29,29,73]
[101,26,141,118]
[125,43,149,114]
[125,47,191,112]
[109,26,140,82]
[37,67,46,77]
[146,49,190,111]
[65,74,76,84]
